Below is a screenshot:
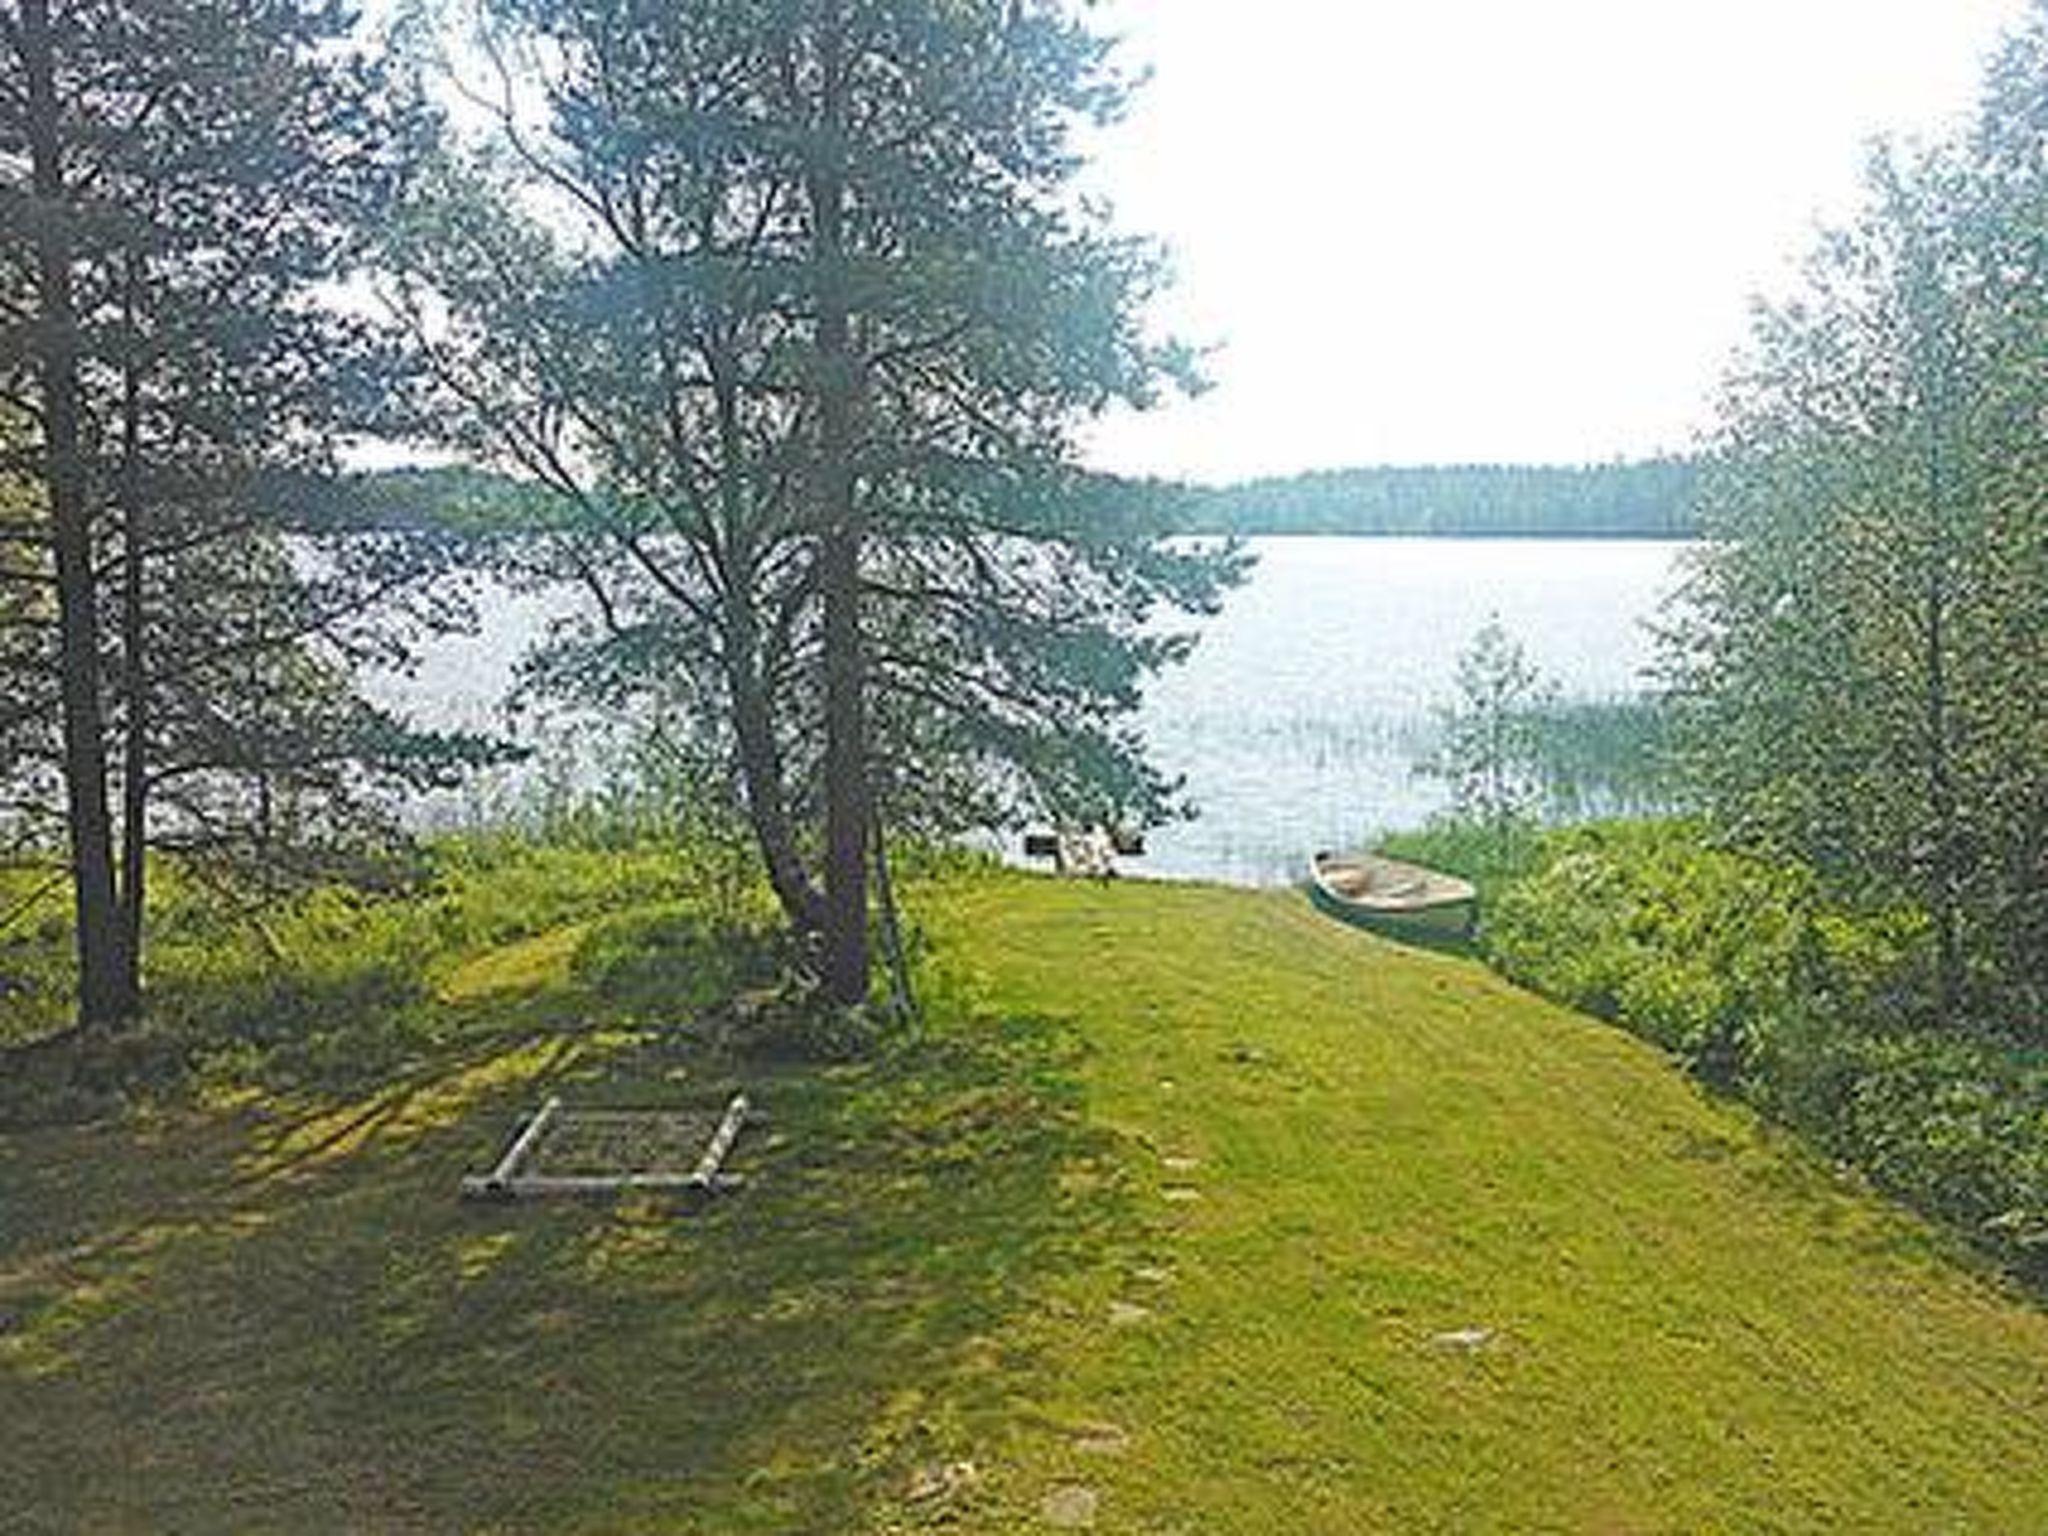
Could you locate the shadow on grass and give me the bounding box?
[0,924,1140,1532]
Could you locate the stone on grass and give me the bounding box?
[905,1460,979,1503]
[1042,1484,1099,1527]
[1432,1326,1494,1351]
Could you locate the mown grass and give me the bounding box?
[4,859,2047,1532]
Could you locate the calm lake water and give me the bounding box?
[1124,537,1689,884]
[384,537,1691,886]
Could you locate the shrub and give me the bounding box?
[1481,821,1814,1080]
[1752,1020,2048,1283]
[1469,817,2046,1283]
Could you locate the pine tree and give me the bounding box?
[394,0,1241,1004]
[2,1,481,1026]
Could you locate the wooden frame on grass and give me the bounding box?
[459,1092,750,1201]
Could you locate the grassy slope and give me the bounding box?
[4,870,2046,1533]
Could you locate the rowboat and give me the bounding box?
[1306,849,1477,939]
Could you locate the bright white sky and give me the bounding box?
[1078,0,2033,483]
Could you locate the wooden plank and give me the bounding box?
[459,1095,562,1198]
[692,1093,749,1185]
[495,1172,723,1195]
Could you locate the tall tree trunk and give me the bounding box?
[23,0,130,1027]
[819,517,868,1004]
[117,271,147,1009]
[813,5,869,1006]
[728,639,826,933]
[708,337,826,937]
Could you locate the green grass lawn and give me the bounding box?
[4,868,2046,1532]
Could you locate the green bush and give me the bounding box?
[1752,1019,2048,1280]
[1481,822,1816,1080]
[0,871,82,1047]
[418,837,703,954]
[1470,818,2047,1284]
[145,884,443,1096]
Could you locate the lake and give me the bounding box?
[383,536,1691,886]
[1124,537,1689,884]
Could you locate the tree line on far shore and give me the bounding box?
[1180,457,1699,538]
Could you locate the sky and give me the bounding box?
[1077,0,2035,484]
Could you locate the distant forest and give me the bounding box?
[1184,457,1700,537]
